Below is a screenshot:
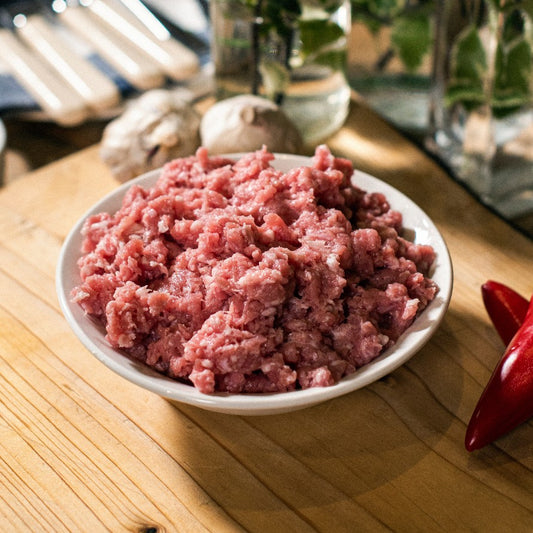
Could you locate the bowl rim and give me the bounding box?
[56,153,453,415]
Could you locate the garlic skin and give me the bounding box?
[200,95,303,155]
[100,89,201,182]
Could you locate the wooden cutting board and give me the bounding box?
[1,96,532,531]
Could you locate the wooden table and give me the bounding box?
[1,97,533,532]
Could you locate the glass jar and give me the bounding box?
[426,1,533,218]
[210,0,352,146]
[348,0,436,134]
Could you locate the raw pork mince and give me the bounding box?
[72,146,438,394]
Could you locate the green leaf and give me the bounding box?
[502,8,526,43]
[445,9,533,118]
[445,25,487,108]
[444,85,486,111]
[299,19,346,58]
[493,38,532,115]
[390,13,431,72]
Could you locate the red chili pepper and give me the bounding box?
[465,296,533,451]
[481,280,529,345]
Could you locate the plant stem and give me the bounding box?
[251,0,262,95]
[275,26,295,104]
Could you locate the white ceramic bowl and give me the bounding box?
[56,154,453,415]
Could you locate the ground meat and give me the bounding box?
[72,145,439,394]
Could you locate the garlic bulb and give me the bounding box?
[200,95,303,155]
[100,89,200,182]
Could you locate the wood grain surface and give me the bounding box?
[1,97,532,532]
